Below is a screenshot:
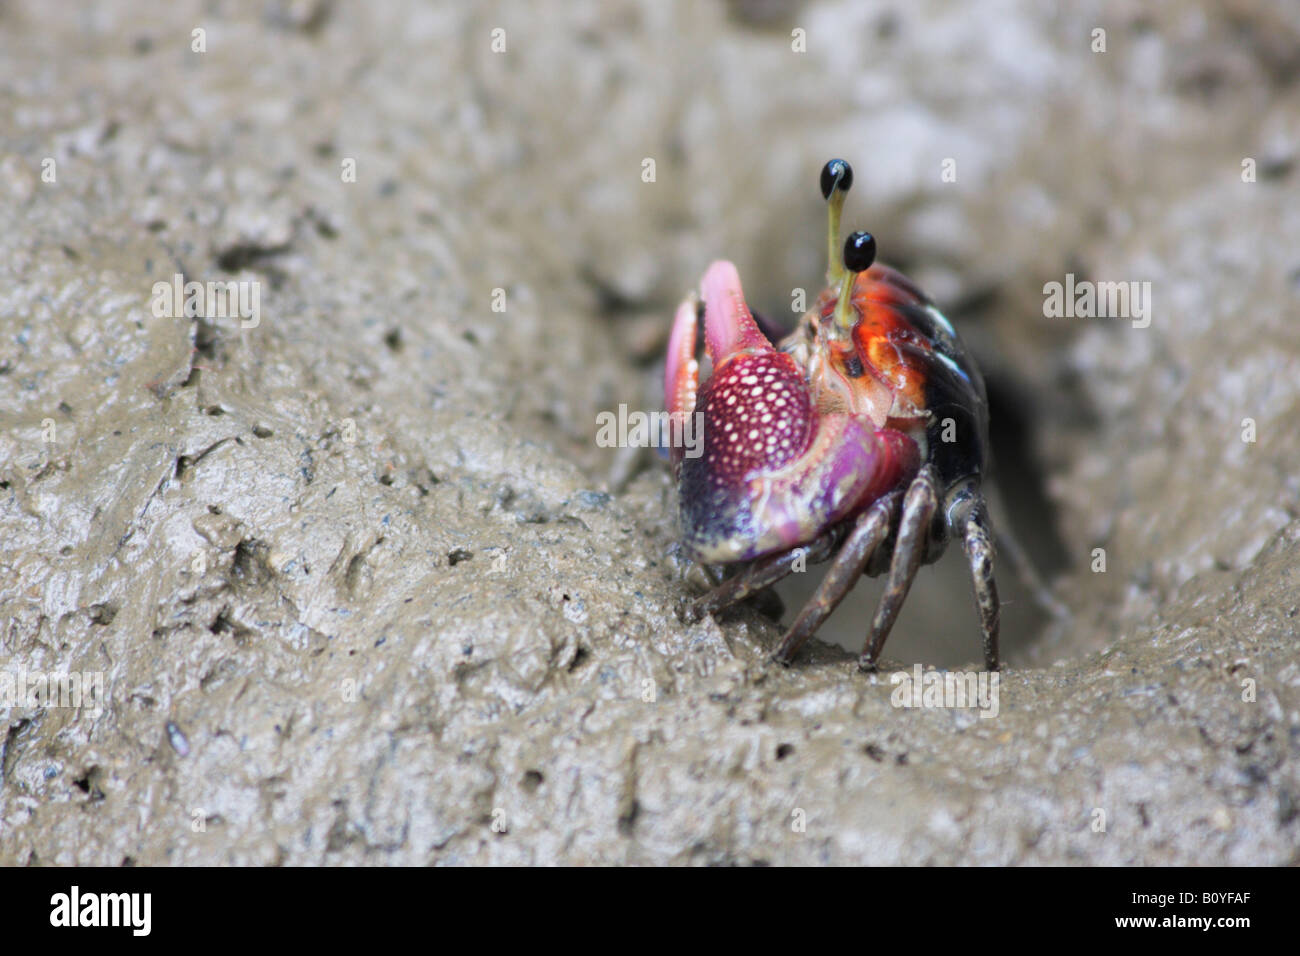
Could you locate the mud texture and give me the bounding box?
[2,0,1299,865]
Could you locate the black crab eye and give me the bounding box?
[843,231,876,273]
[819,159,853,201]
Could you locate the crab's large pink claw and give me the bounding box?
[666,260,917,562]
[665,260,774,469]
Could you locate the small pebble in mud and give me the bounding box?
[166,721,190,757]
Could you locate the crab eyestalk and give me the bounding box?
[820,159,853,285]
[831,230,877,332]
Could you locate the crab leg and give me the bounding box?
[954,491,1001,671]
[859,465,940,671]
[772,489,902,665]
[686,533,838,623]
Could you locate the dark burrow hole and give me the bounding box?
[522,769,544,793]
[984,375,1073,574]
[73,766,105,801]
[231,538,274,585]
[447,549,473,566]
[775,743,795,760]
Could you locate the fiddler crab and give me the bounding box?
[667,159,999,672]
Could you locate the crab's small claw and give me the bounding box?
[674,260,918,563]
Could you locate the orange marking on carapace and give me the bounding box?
[816,266,934,423]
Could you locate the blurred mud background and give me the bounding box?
[2,0,1299,864]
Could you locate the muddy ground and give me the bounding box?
[1,0,1298,864]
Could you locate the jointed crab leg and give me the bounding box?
[687,534,837,622]
[859,466,941,671]
[953,489,1001,671]
[772,490,902,665]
